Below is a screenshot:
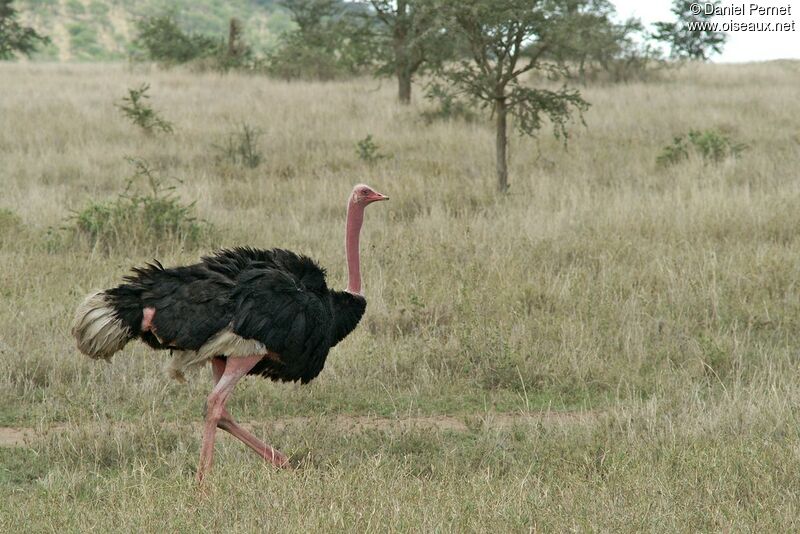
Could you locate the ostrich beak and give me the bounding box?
[368,191,389,202]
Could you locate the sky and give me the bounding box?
[612,0,800,63]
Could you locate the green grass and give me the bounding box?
[0,60,800,530]
[2,404,799,530]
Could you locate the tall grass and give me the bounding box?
[0,61,799,530]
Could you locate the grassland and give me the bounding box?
[1,61,800,530]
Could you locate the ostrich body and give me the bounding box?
[72,184,388,482]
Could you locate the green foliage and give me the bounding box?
[657,129,746,167]
[267,0,374,80]
[366,0,456,103]
[215,123,264,168]
[356,134,387,164]
[17,0,283,60]
[433,0,590,138]
[430,0,590,190]
[69,158,209,252]
[0,0,50,59]
[547,1,663,83]
[652,0,727,61]
[216,17,256,72]
[65,0,84,16]
[67,23,109,60]
[509,84,589,141]
[132,13,223,65]
[133,14,259,72]
[420,84,478,123]
[88,1,109,18]
[0,207,22,237]
[116,84,174,135]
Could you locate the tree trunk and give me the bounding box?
[228,18,241,58]
[397,68,412,104]
[394,0,412,105]
[495,97,509,192]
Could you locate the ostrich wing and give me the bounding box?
[113,262,234,350]
[230,268,332,383]
[203,247,328,292]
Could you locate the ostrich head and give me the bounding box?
[345,184,387,295]
[350,183,389,205]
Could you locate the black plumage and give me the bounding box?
[105,247,366,383]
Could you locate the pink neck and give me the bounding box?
[345,200,365,295]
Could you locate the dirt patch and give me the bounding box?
[0,427,36,447]
[0,410,597,448]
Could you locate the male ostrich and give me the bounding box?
[71,184,388,482]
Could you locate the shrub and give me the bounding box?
[356,135,387,164]
[420,85,478,124]
[132,14,256,72]
[214,123,263,169]
[265,0,374,81]
[657,129,746,167]
[117,84,174,135]
[132,13,222,66]
[0,208,23,239]
[69,158,209,252]
[688,129,747,162]
[66,23,106,60]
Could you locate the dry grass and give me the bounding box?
[1,61,800,530]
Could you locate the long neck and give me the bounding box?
[345,200,365,295]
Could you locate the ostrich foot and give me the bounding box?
[218,415,291,469]
[209,356,290,469]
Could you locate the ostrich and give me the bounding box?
[71,184,388,482]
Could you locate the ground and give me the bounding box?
[1,61,800,530]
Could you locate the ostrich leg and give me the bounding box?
[197,354,263,484]
[209,357,290,468]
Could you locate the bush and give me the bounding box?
[117,84,174,135]
[421,85,479,124]
[356,135,387,164]
[214,123,263,169]
[132,14,256,72]
[66,23,106,60]
[132,13,222,66]
[0,208,23,239]
[265,0,374,80]
[69,158,209,252]
[657,129,746,167]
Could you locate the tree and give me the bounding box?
[0,0,49,60]
[268,0,374,80]
[652,0,727,60]
[216,18,255,72]
[133,13,222,66]
[133,14,256,72]
[366,0,451,104]
[547,0,660,83]
[432,0,589,192]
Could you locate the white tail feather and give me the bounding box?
[72,290,131,360]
